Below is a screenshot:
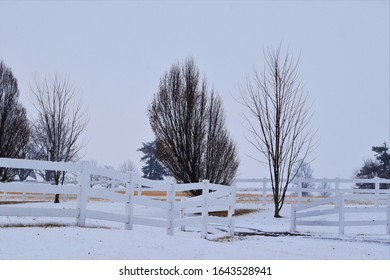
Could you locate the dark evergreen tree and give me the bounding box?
[356,143,390,189]
[137,141,169,180]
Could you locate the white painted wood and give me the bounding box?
[201,180,209,239]
[133,196,170,209]
[207,197,230,207]
[87,188,127,202]
[166,182,175,236]
[132,217,170,228]
[0,157,82,172]
[338,193,345,235]
[228,182,236,237]
[290,205,296,232]
[387,190,390,234]
[174,183,203,192]
[125,181,134,230]
[295,207,338,218]
[0,157,237,238]
[85,210,128,223]
[77,161,89,227]
[0,207,78,218]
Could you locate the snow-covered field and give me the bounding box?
[0,200,389,260]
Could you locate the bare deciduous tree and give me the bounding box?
[292,159,314,196]
[118,159,136,174]
[119,159,138,182]
[149,57,239,195]
[240,46,316,217]
[0,61,30,181]
[31,75,88,203]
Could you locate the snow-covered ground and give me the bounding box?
[0,200,389,260]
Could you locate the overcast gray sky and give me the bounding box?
[0,0,389,179]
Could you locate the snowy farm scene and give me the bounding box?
[0,1,389,262]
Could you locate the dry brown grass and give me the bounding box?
[208,209,260,217]
[0,222,68,228]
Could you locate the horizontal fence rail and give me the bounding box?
[0,158,235,239]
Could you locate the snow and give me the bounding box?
[0,201,389,260]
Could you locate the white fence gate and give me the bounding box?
[0,158,235,239]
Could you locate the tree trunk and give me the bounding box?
[274,206,282,218]
[54,171,60,203]
[273,199,281,218]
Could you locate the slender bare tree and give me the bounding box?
[119,159,136,174]
[292,159,314,196]
[119,159,138,182]
[149,57,239,195]
[31,75,88,203]
[240,46,316,217]
[0,61,30,181]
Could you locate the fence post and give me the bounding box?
[374,177,380,207]
[77,161,89,227]
[297,177,303,199]
[201,180,209,239]
[386,190,390,235]
[262,178,267,206]
[335,177,340,196]
[125,173,135,230]
[338,193,345,235]
[290,204,296,232]
[166,181,175,236]
[228,182,236,237]
[180,208,185,232]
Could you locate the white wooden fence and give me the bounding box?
[0,158,235,239]
[234,177,390,206]
[290,190,390,235]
